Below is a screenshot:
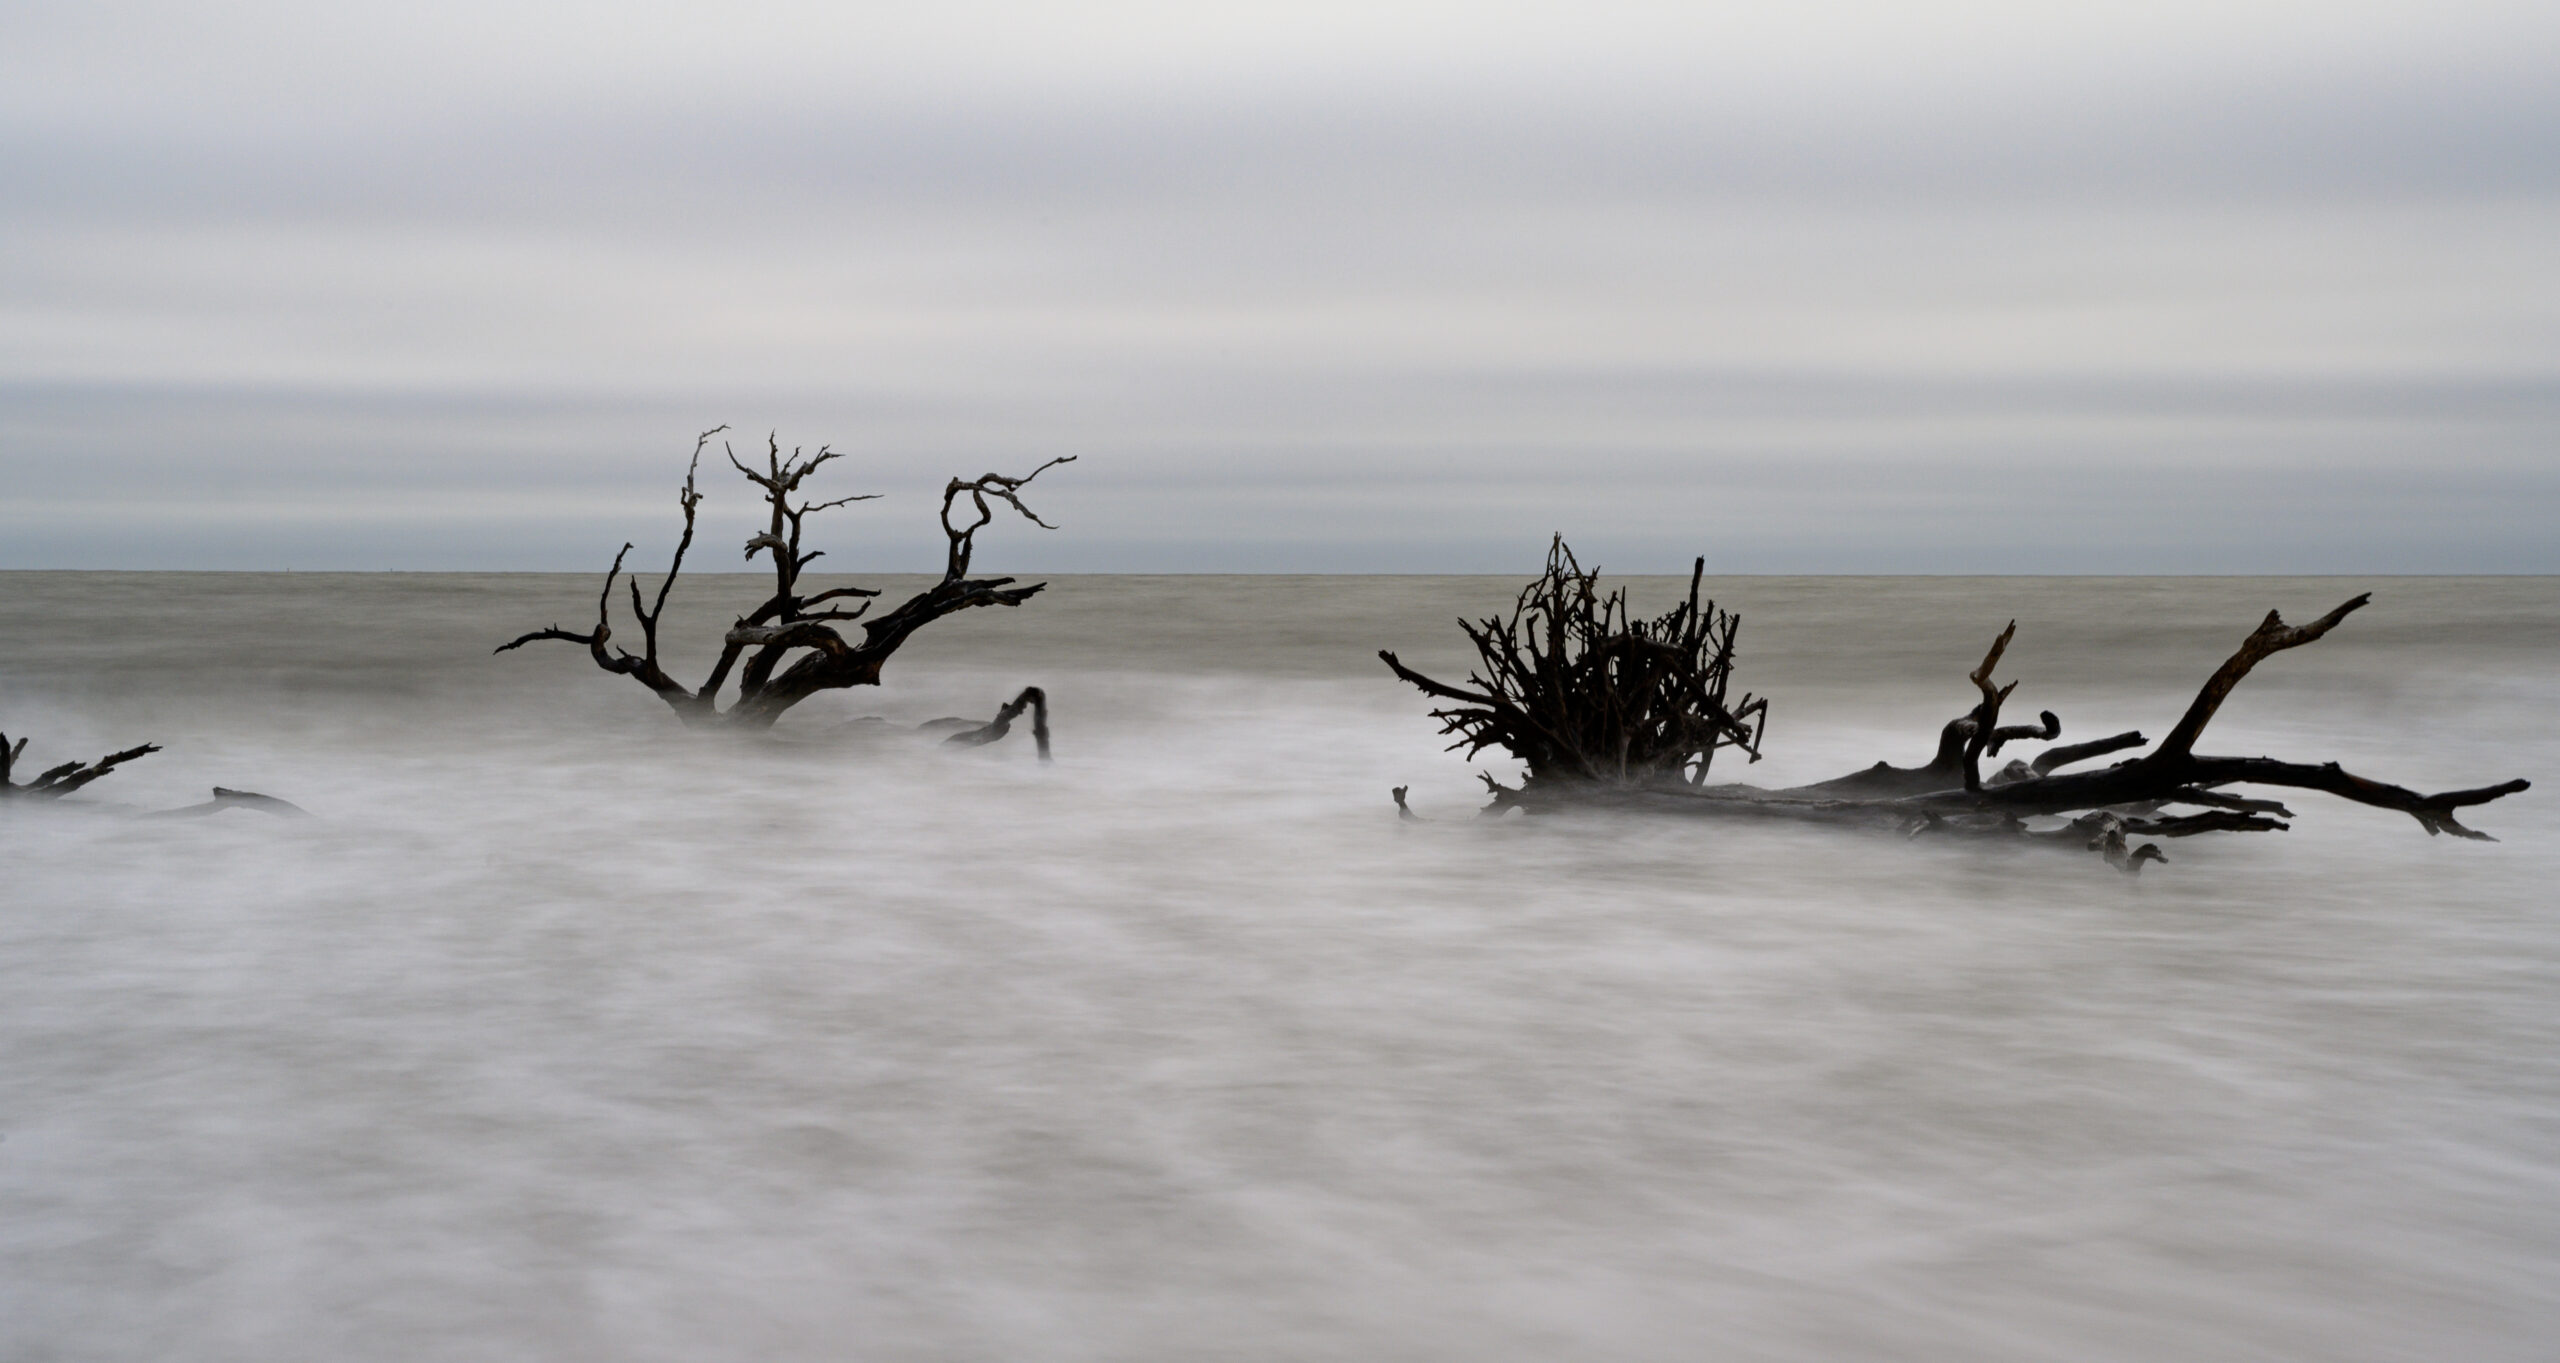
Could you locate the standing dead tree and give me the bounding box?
[499,428,1071,732]
[1382,541,2529,872]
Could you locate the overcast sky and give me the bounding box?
[3,1,2555,571]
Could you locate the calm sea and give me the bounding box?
[4,572,2556,1361]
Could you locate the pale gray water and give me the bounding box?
[3,572,2556,1361]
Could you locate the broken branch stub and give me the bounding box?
[498,427,1073,731]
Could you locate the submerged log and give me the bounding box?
[499,426,1072,731]
[1383,544,2530,873]
[145,788,313,819]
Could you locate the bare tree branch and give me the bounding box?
[2156,594,2371,760]
[1959,622,2020,792]
[941,457,1074,580]
[2032,730,2146,774]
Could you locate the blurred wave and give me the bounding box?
[2,573,2554,1360]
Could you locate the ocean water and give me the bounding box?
[2,572,2555,1362]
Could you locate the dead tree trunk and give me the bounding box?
[498,427,1071,730]
[1383,542,2530,872]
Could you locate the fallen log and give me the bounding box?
[1382,543,2529,873]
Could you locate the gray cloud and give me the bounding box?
[3,1,2555,570]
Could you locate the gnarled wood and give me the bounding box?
[500,427,1072,731]
[943,687,1052,762]
[0,732,160,801]
[1385,543,2530,874]
[1378,537,1766,797]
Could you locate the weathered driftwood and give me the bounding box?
[1380,537,1768,805]
[0,731,159,801]
[941,686,1052,761]
[1383,545,2529,873]
[1,731,306,816]
[499,427,1070,731]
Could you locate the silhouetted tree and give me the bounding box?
[500,427,1070,733]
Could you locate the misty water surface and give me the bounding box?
[3,573,2556,1361]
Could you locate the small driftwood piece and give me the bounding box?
[2,732,305,817]
[942,686,1052,762]
[499,426,1071,730]
[1383,543,2530,874]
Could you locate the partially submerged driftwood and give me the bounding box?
[0,732,159,802]
[1,731,307,817]
[1382,539,2529,873]
[940,686,1052,762]
[146,788,314,820]
[500,427,1070,732]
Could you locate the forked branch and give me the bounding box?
[942,457,1074,581]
